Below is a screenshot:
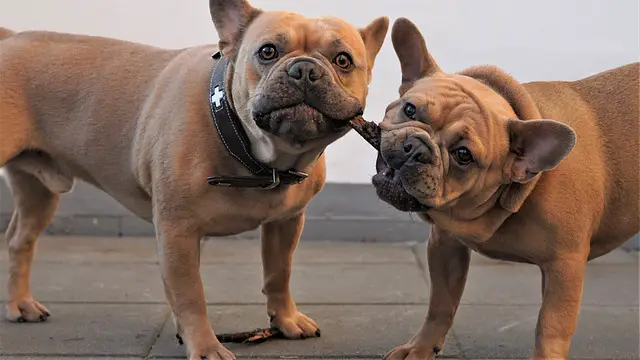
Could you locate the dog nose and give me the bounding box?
[384,136,433,170]
[287,59,323,83]
[403,137,433,165]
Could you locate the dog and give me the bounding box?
[0,1,388,358]
[372,18,638,360]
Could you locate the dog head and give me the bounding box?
[209,0,388,166]
[372,18,576,218]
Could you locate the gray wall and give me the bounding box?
[0,180,432,243]
[1,180,638,250]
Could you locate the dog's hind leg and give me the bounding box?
[3,164,60,322]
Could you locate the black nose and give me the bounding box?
[403,137,433,165]
[287,59,323,83]
[384,136,433,170]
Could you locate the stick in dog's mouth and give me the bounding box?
[348,115,381,151]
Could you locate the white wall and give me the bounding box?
[1,0,637,183]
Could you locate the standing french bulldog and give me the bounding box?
[0,1,388,358]
[372,18,638,360]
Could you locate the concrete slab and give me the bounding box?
[0,236,418,264]
[201,238,417,264]
[0,263,165,303]
[148,305,461,358]
[0,236,160,264]
[0,262,427,305]
[453,305,639,359]
[200,263,429,304]
[460,263,639,306]
[0,304,167,356]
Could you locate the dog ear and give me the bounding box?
[359,16,389,82]
[209,0,262,59]
[391,18,442,96]
[505,119,577,184]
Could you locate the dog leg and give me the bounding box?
[532,256,587,360]
[3,167,58,322]
[155,219,235,360]
[261,212,320,339]
[385,227,470,360]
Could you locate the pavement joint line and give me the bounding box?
[143,308,172,360]
[409,242,429,285]
[447,329,466,360]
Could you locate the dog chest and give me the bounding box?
[195,184,318,235]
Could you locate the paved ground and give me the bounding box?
[0,236,637,360]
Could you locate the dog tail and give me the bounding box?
[0,27,15,40]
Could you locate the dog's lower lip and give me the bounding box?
[372,159,430,212]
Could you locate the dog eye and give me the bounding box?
[258,44,278,61]
[403,103,417,120]
[333,52,353,69]
[453,147,474,165]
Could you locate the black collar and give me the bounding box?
[206,51,308,189]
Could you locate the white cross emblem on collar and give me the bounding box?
[212,86,225,109]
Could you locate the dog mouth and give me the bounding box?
[371,153,430,212]
[254,103,351,143]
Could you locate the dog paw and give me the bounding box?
[384,343,439,360]
[5,297,51,322]
[270,310,320,339]
[186,337,236,360]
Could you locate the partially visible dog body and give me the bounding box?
[0,1,388,359]
[373,18,639,360]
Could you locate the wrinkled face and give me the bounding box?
[232,12,375,147]
[372,18,576,217]
[373,74,514,213]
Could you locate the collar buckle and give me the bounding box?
[285,169,308,184]
[260,169,281,190]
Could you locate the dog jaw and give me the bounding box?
[371,153,430,212]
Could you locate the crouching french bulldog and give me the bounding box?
[0,1,388,358]
[373,18,638,360]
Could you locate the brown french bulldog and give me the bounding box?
[372,18,639,360]
[0,1,388,358]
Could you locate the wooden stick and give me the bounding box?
[349,115,381,151]
[176,327,286,345]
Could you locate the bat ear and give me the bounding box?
[505,118,576,183]
[209,0,262,58]
[359,16,390,81]
[391,17,442,95]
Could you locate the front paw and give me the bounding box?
[5,296,51,322]
[182,329,236,360]
[270,309,320,340]
[384,343,441,360]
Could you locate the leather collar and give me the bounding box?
[206,51,308,189]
